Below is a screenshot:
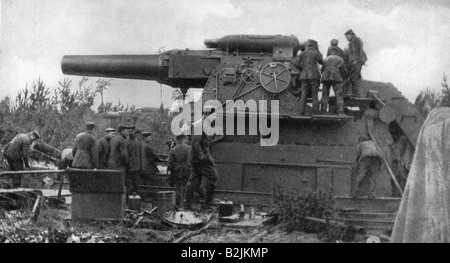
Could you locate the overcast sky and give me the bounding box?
[1,0,450,109]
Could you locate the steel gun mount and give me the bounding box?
[62,34,301,102]
[62,34,424,204]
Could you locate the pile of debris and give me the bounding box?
[1,229,130,243]
[0,209,133,243]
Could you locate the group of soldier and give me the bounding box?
[0,110,401,205]
[70,122,160,197]
[167,106,219,210]
[0,105,218,211]
[0,29,386,206]
[293,29,367,116]
[70,106,218,210]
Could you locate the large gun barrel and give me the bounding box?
[61,54,166,81]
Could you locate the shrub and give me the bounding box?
[273,188,347,242]
[0,77,173,155]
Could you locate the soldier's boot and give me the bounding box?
[197,187,206,203]
[341,81,351,98]
[337,102,345,116]
[352,174,364,199]
[177,186,186,207]
[368,175,377,199]
[312,101,320,115]
[351,185,360,199]
[184,183,195,210]
[350,189,356,198]
[202,184,216,210]
[352,79,363,97]
[320,101,328,114]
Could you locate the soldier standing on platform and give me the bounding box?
[326,39,345,59]
[321,44,347,115]
[72,122,97,169]
[167,134,191,206]
[342,29,367,97]
[108,124,129,172]
[294,39,323,115]
[97,127,115,169]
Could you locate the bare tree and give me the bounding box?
[441,73,450,107]
[95,79,113,112]
[415,73,450,116]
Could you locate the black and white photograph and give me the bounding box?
[0,0,449,247]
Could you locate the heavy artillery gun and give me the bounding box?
[62,34,424,210]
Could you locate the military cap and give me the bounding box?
[298,42,306,52]
[31,130,40,139]
[330,39,339,46]
[307,39,319,50]
[328,46,341,55]
[142,131,152,137]
[86,122,96,129]
[308,39,318,45]
[344,29,355,36]
[106,127,116,132]
[117,124,128,131]
[129,125,136,130]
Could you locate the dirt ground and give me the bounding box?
[0,205,325,243]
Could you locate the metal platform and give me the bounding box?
[336,212,397,231]
[139,185,401,213]
[288,114,354,122]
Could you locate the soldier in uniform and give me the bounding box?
[342,29,367,97]
[184,106,219,210]
[352,136,382,198]
[108,124,129,172]
[388,125,414,197]
[127,126,142,194]
[141,132,160,185]
[320,45,347,115]
[97,127,115,169]
[57,148,74,169]
[3,130,40,187]
[167,134,191,206]
[326,39,345,59]
[291,42,306,97]
[294,39,323,115]
[72,122,97,169]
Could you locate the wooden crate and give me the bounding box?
[67,168,125,220]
